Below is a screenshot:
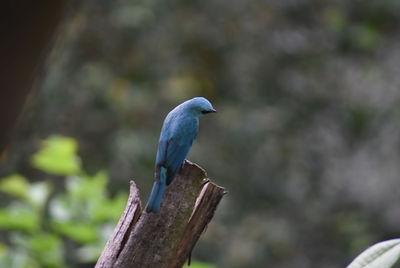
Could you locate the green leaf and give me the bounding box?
[0,204,39,232]
[28,233,64,268]
[0,246,41,268]
[0,174,29,199]
[90,192,127,222]
[347,238,400,268]
[31,135,81,175]
[11,233,61,268]
[0,243,7,258]
[67,171,107,200]
[0,176,51,210]
[183,261,216,268]
[64,171,120,222]
[51,220,97,244]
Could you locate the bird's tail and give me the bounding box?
[145,167,167,213]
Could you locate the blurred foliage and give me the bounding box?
[0,136,127,267]
[2,0,400,267]
[183,261,216,268]
[31,135,81,176]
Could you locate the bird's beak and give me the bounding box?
[201,109,217,114]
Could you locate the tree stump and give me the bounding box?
[95,160,226,268]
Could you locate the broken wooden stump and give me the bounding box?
[95,160,226,268]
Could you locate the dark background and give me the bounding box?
[2,0,400,267]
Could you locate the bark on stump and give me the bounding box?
[95,160,226,268]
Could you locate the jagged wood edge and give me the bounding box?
[168,181,226,268]
[95,161,226,268]
[95,181,141,268]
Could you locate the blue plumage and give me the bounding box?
[145,97,216,213]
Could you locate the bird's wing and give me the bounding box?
[155,137,191,185]
[155,138,168,166]
[164,137,193,185]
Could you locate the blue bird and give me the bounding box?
[145,97,216,213]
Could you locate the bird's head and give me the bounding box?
[184,97,216,117]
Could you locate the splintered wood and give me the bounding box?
[95,160,226,268]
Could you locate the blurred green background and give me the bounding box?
[2,0,400,267]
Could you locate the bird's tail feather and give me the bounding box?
[145,167,167,213]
